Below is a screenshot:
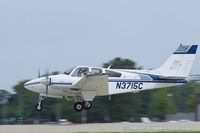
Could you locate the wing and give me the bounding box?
[66,73,109,101]
[73,73,109,95]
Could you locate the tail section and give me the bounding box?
[156,44,198,79]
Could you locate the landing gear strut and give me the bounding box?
[35,95,44,112]
[74,101,93,112]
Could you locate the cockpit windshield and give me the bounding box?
[64,66,76,75]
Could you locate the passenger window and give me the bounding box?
[72,67,89,77]
[105,70,121,77]
[91,68,102,74]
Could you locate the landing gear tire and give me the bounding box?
[35,104,43,112]
[83,101,92,110]
[35,95,44,112]
[74,102,83,112]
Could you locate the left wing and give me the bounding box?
[67,73,109,101]
[73,73,109,95]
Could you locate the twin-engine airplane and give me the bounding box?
[24,44,198,112]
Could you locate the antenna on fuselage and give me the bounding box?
[107,63,113,69]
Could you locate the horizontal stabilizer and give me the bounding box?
[160,76,187,80]
[188,74,200,82]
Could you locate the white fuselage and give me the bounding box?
[24,66,186,98]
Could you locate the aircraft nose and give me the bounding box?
[24,82,28,87]
[24,79,40,91]
[24,80,33,90]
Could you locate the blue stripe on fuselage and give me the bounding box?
[108,79,187,83]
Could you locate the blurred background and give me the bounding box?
[1,0,200,125]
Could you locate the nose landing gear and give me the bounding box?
[35,95,44,112]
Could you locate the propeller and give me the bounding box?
[38,69,41,78]
[40,69,52,95]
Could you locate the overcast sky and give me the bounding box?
[0,0,200,92]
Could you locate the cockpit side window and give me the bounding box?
[105,70,122,77]
[72,67,89,77]
[91,68,102,74]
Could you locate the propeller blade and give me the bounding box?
[45,68,49,77]
[44,68,51,95]
[49,78,52,85]
[45,78,52,95]
[46,85,48,95]
[38,69,41,78]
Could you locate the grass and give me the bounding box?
[76,132,200,133]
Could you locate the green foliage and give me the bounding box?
[77,132,200,133]
[170,81,198,113]
[103,57,138,69]
[150,89,177,120]
[78,131,200,133]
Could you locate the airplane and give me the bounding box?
[24,44,198,112]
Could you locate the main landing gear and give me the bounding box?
[35,95,44,112]
[74,101,92,112]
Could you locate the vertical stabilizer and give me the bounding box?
[156,44,198,78]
